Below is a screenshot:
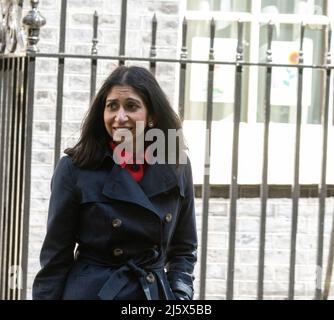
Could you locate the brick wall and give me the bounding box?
[193,198,334,300]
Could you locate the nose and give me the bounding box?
[115,107,128,123]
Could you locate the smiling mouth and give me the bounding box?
[113,127,133,131]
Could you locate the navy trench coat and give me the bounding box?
[32,148,197,300]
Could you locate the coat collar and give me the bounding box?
[101,147,183,219]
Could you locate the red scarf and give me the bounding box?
[109,141,145,182]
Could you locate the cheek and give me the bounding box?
[103,111,108,126]
[104,109,111,124]
[103,110,113,132]
[136,110,148,124]
[133,112,148,134]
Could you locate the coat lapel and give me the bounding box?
[102,162,180,219]
[138,163,180,198]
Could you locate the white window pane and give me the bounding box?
[262,0,325,15]
[184,20,251,121]
[257,23,325,123]
[187,0,251,12]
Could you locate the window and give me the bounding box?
[183,0,331,124]
[187,0,250,12]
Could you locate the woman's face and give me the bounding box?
[104,85,151,144]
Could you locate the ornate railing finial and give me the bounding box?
[180,16,187,59]
[236,19,244,62]
[91,11,98,54]
[150,13,157,59]
[23,0,46,53]
[326,23,332,65]
[266,21,274,63]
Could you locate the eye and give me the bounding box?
[126,103,139,111]
[105,101,118,110]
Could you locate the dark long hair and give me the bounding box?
[65,65,186,168]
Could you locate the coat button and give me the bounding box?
[112,218,122,228]
[146,272,155,283]
[164,213,173,223]
[113,248,123,256]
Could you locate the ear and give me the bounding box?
[148,115,157,126]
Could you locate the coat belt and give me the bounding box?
[77,248,167,300]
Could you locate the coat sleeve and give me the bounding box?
[165,159,198,300]
[32,156,79,300]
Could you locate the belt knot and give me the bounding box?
[126,260,147,277]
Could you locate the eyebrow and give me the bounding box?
[105,97,142,104]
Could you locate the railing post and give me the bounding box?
[227,19,244,300]
[119,0,127,66]
[21,0,45,300]
[315,22,332,301]
[90,11,98,102]
[258,20,274,300]
[178,16,187,120]
[53,0,66,167]
[199,17,215,300]
[149,13,157,75]
[323,24,333,300]
[289,21,306,300]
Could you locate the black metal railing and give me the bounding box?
[0,55,29,301]
[0,0,334,300]
[0,0,45,300]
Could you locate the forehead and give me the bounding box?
[106,85,142,101]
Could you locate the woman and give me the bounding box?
[32,66,197,300]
